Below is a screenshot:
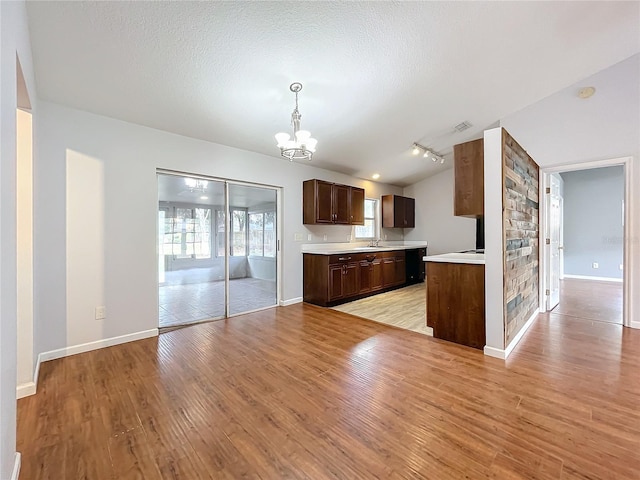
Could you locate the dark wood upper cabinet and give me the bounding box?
[303,179,365,225]
[350,187,365,225]
[332,183,351,224]
[381,195,415,228]
[453,138,484,218]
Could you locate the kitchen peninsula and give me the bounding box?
[303,242,428,307]
[424,252,486,349]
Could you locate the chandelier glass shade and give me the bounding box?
[275,82,317,161]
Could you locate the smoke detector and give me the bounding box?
[454,121,472,132]
[577,87,596,99]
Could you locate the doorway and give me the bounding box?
[157,172,279,329]
[542,159,629,326]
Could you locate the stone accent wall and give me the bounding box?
[502,129,539,345]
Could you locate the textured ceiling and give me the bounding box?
[26,1,640,186]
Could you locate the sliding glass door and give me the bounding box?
[157,172,278,329]
[228,183,277,316]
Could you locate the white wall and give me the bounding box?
[17,109,34,390]
[0,0,37,477]
[483,128,505,351]
[34,100,404,356]
[403,168,475,254]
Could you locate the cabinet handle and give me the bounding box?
[338,256,352,261]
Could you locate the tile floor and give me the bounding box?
[331,283,432,335]
[159,277,277,328]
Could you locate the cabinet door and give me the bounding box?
[454,138,484,218]
[359,261,372,293]
[350,187,365,225]
[382,257,396,287]
[394,256,406,285]
[328,264,344,301]
[343,263,359,297]
[333,184,351,224]
[371,259,384,290]
[315,180,335,223]
[393,196,406,227]
[404,197,415,228]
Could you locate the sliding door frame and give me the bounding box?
[157,169,282,326]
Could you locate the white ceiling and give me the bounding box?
[501,53,640,169]
[26,1,640,186]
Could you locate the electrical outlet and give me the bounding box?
[307,234,312,241]
[620,264,623,271]
[323,234,327,241]
[592,262,599,269]
[384,234,388,240]
[294,233,302,241]
[95,306,106,320]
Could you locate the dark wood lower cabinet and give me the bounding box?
[426,261,485,349]
[328,260,359,302]
[358,259,383,294]
[304,250,412,307]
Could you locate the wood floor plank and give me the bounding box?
[17,287,640,479]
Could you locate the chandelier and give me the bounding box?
[275,82,317,161]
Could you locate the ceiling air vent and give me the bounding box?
[454,121,472,132]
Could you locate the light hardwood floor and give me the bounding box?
[17,302,640,479]
[553,278,622,324]
[331,283,431,335]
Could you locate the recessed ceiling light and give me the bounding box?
[412,145,421,155]
[372,173,380,180]
[200,195,209,200]
[577,86,596,99]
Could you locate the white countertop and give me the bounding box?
[423,252,485,265]
[302,241,428,255]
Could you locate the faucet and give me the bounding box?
[369,238,381,247]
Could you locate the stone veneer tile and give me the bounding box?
[502,129,540,346]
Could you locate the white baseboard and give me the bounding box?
[33,352,41,388]
[504,309,539,358]
[38,328,158,363]
[280,297,303,307]
[483,345,506,359]
[483,309,539,360]
[16,382,36,399]
[563,274,623,283]
[631,321,640,330]
[11,452,21,480]
[16,351,43,399]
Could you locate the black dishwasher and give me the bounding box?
[405,248,427,284]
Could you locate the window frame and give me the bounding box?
[354,198,378,240]
[161,203,213,260]
[248,210,276,258]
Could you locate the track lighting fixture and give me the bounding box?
[411,143,445,164]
